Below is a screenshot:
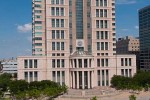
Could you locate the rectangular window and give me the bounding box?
[51,0,55,4]
[52,19,55,27]
[56,0,59,4]
[104,9,107,17]
[61,30,64,39]
[29,72,33,82]
[104,20,108,28]
[52,30,55,39]
[104,0,107,6]
[35,26,42,30]
[56,30,60,39]
[101,59,104,67]
[52,42,55,50]
[100,20,103,28]
[34,71,38,81]
[129,58,132,66]
[52,59,55,68]
[96,20,99,28]
[61,8,64,16]
[29,60,32,68]
[57,42,60,50]
[96,9,99,17]
[51,7,55,16]
[52,71,56,82]
[101,42,104,50]
[60,0,64,4]
[24,72,28,81]
[56,7,59,16]
[100,0,103,6]
[57,59,60,68]
[97,42,100,50]
[96,0,99,6]
[121,58,124,66]
[101,31,104,39]
[105,42,108,50]
[106,59,108,66]
[100,9,103,17]
[34,60,37,68]
[105,31,108,39]
[125,58,128,66]
[24,60,28,68]
[96,31,99,39]
[56,19,59,27]
[97,59,100,67]
[35,15,41,19]
[61,59,65,67]
[61,42,64,50]
[61,19,64,27]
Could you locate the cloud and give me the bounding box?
[17,23,32,33]
[116,0,137,4]
[134,26,139,29]
[121,29,129,31]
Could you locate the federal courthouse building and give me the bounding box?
[18,0,136,89]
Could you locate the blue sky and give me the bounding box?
[0,0,150,59]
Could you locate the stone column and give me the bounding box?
[77,71,79,89]
[60,71,62,85]
[77,59,79,68]
[56,71,57,83]
[82,71,85,89]
[88,71,90,89]
[82,59,84,68]
[73,71,75,88]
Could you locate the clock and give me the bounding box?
[77,41,83,47]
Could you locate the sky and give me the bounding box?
[0,0,150,59]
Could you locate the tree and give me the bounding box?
[129,95,136,100]
[91,96,97,100]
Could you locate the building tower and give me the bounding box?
[18,0,136,89]
[139,5,150,71]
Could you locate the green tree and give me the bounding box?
[129,95,136,100]
[91,96,97,100]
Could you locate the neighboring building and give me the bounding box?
[0,61,2,73]
[18,0,136,89]
[1,59,17,74]
[116,36,140,68]
[139,5,150,71]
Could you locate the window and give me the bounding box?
[100,0,103,6]
[96,31,99,39]
[57,42,60,50]
[56,19,59,27]
[97,42,100,50]
[61,8,64,16]
[96,20,99,28]
[129,58,131,66]
[52,30,55,39]
[51,7,55,16]
[106,59,108,66]
[52,19,55,27]
[57,59,60,68]
[56,0,59,4]
[56,30,60,39]
[35,26,42,30]
[35,10,42,13]
[96,9,99,17]
[24,60,28,68]
[60,0,64,4]
[125,58,128,66]
[29,60,32,68]
[104,0,107,6]
[61,19,64,27]
[104,20,108,28]
[61,30,64,39]
[104,9,107,17]
[97,59,100,67]
[52,42,55,50]
[51,0,55,4]
[52,59,55,68]
[61,59,65,67]
[105,42,108,50]
[24,72,28,81]
[96,0,99,6]
[100,9,103,17]
[61,42,64,50]
[35,4,41,8]
[35,15,41,19]
[101,59,104,67]
[121,58,124,66]
[56,7,59,16]
[34,60,37,68]
[101,42,104,50]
